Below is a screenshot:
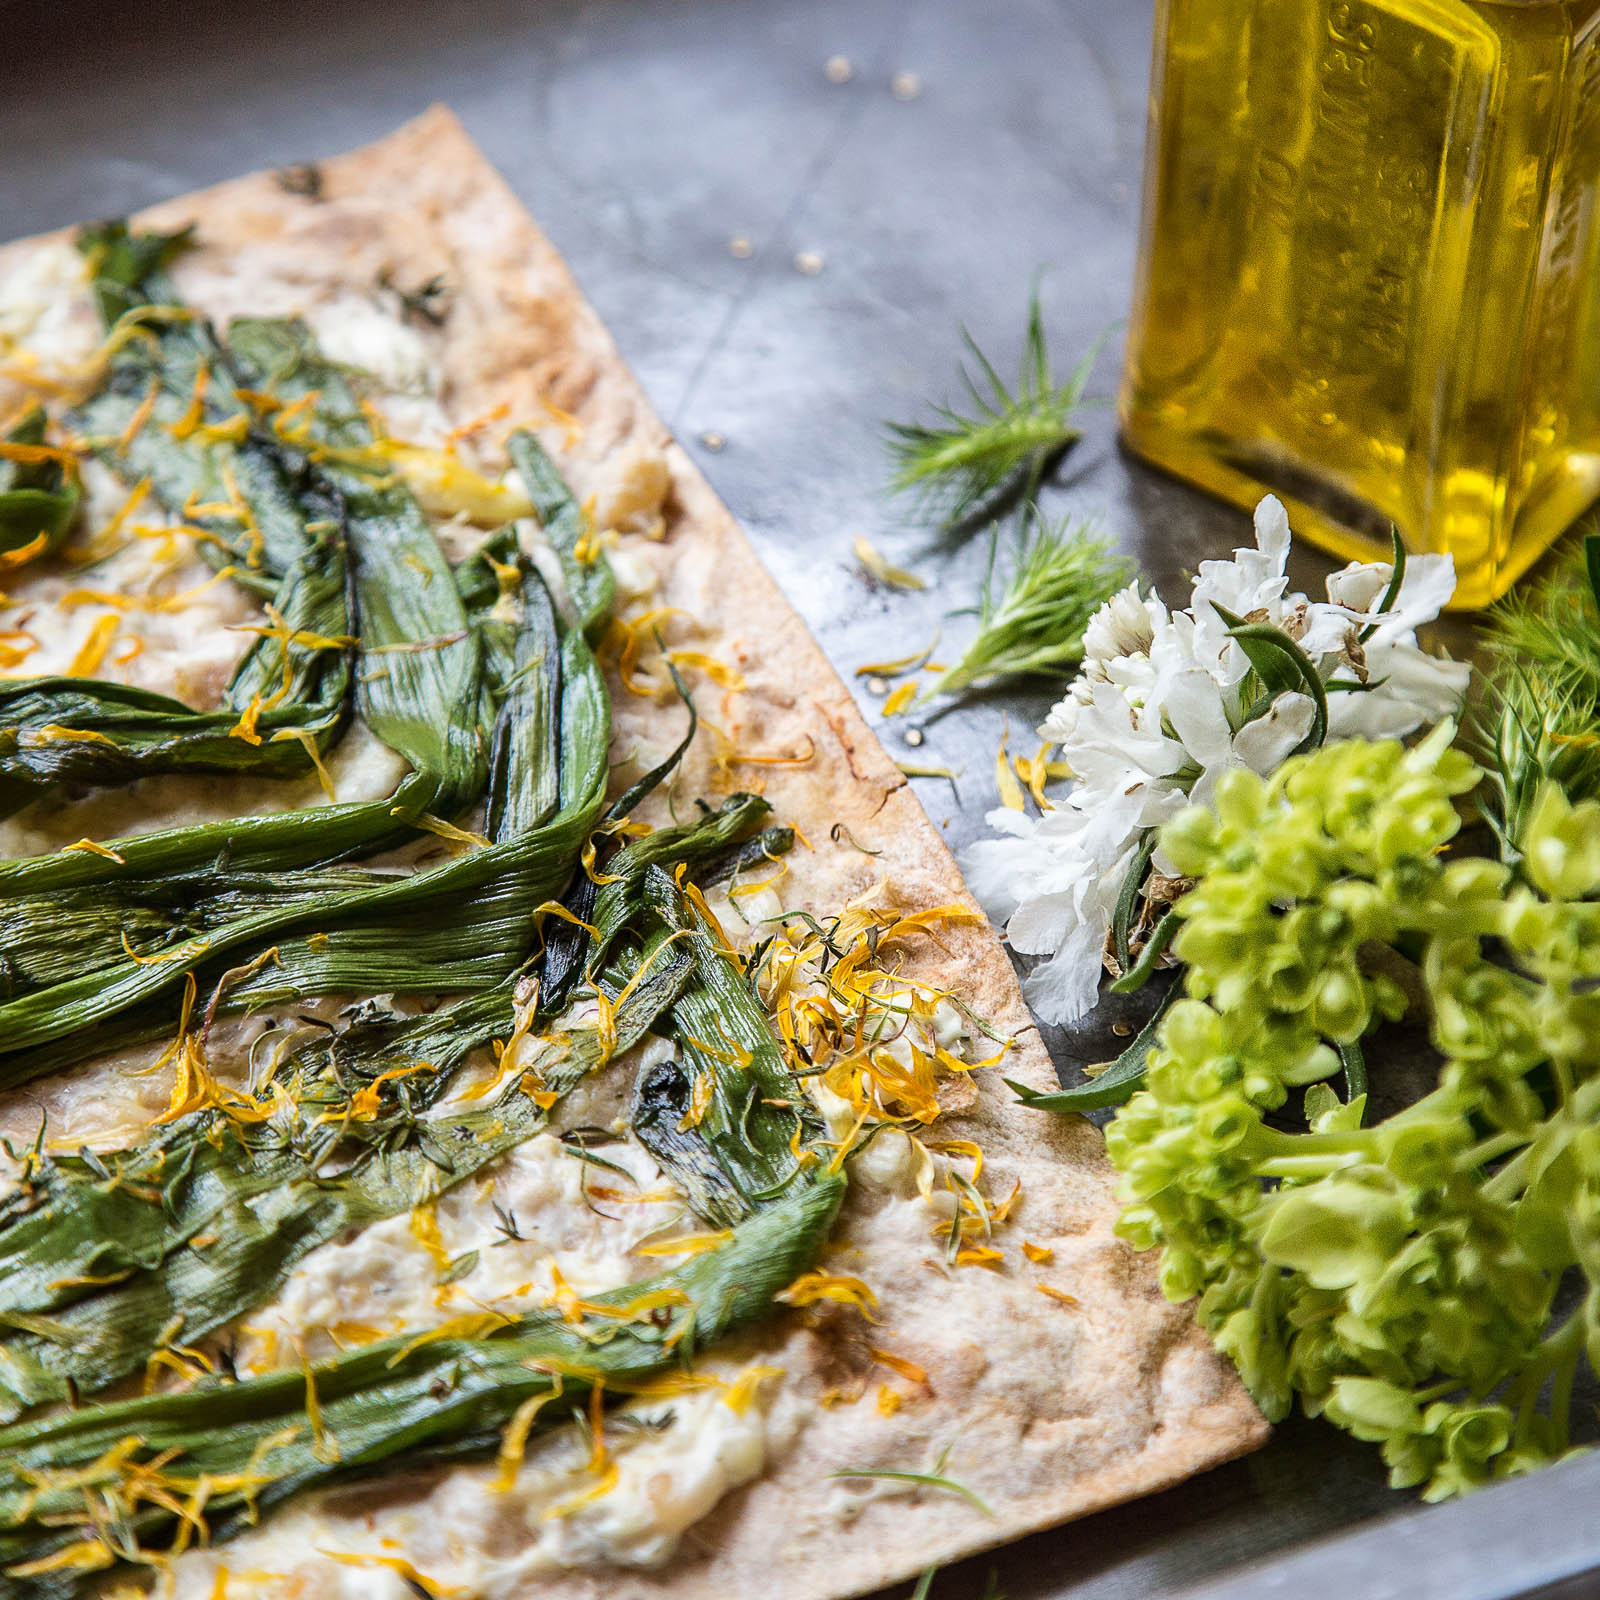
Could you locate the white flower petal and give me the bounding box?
[966,486,1466,1023]
[1232,692,1315,772]
[1325,560,1391,614]
[1327,644,1469,738]
[1372,552,1458,637]
[1082,581,1164,665]
[1021,918,1110,1025]
[1160,667,1233,767]
[1008,889,1084,955]
[958,835,1034,925]
[1253,495,1291,567]
[1296,603,1359,660]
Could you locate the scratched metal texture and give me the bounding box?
[4,2,1596,1597]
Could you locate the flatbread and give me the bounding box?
[0,107,1265,1599]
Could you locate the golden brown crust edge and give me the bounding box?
[16,106,1267,1600]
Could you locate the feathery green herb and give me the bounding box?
[917,517,1131,702]
[887,292,1095,530]
[1476,530,1600,865]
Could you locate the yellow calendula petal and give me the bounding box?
[276,728,337,801]
[722,1363,784,1415]
[926,1138,984,1183]
[386,1312,513,1368]
[407,1203,453,1275]
[777,1269,880,1320]
[854,628,942,679]
[59,565,236,614]
[31,723,116,747]
[994,725,1026,811]
[67,615,119,677]
[494,1383,565,1492]
[882,679,918,717]
[666,649,746,691]
[63,838,125,864]
[543,1460,621,1520]
[401,811,491,850]
[4,1539,115,1579]
[228,692,264,746]
[853,535,925,590]
[868,1346,929,1387]
[676,1069,714,1132]
[319,1552,462,1598]
[297,1340,340,1464]
[632,1229,733,1258]
[956,1245,1005,1268]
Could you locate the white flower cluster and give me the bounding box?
[961,497,1471,1025]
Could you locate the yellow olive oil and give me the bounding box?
[1120,0,1600,607]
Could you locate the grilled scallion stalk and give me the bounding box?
[0,404,80,559]
[0,238,354,798]
[0,798,782,1414]
[0,241,621,1070]
[0,877,837,1594]
[0,1176,844,1597]
[0,219,846,1598]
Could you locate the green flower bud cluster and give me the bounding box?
[1107,727,1600,1499]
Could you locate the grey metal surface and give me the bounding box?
[2,2,1590,1597]
[1176,1451,1600,1600]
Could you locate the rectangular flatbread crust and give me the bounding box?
[1,107,1267,1599]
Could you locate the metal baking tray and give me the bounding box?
[7,0,1599,1594]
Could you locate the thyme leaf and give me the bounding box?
[828,1465,994,1517]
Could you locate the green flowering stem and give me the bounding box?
[1111,832,1158,975]
[1505,1309,1586,1456]
[1210,604,1330,755]
[1337,1040,1368,1108]
[1107,911,1177,994]
[1357,528,1406,645]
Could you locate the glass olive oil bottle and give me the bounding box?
[1120,0,1600,608]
